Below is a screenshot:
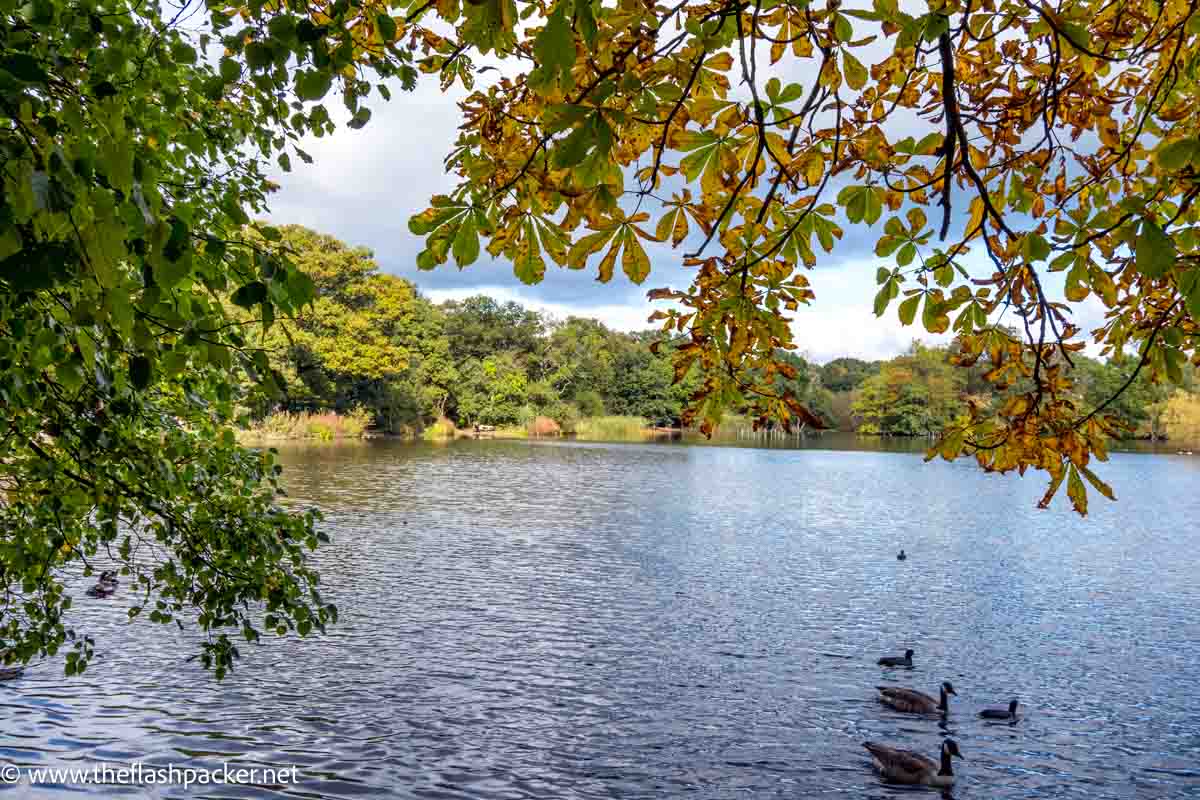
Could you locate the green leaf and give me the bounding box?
[514,221,546,284]
[245,42,273,70]
[898,293,920,325]
[1,53,48,83]
[553,119,595,168]
[1077,466,1113,502]
[1154,138,1199,172]
[621,229,651,283]
[841,186,867,223]
[574,0,598,47]
[0,241,74,291]
[1135,220,1176,279]
[875,236,901,257]
[566,228,616,268]
[533,3,575,89]
[1066,464,1088,516]
[295,70,333,101]
[219,57,240,83]
[452,214,480,267]
[834,14,853,42]
[842,51,868,90]
[1020,232,1051,263]
[163,219,190,262]
[129,355,153,390]
[376,13,397,41]
[231,281,269,308]
[873,279,898,316]
[777,82,805,104]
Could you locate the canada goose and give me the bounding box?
[864,738,964,786]
[979,699,1020,719]
[877,648,914,667]
[877,681,956,714]
[897,549,907,561]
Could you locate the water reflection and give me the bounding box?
[2,439,1198,798]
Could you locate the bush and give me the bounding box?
[422,417,457,440]
[528,415,561,437]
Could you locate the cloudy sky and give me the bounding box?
[263,45,1106,364]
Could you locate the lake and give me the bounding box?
[3,438,1199,798]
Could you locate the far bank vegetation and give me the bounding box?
[237,225,1200,447]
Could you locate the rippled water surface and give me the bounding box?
[4,440,1200,798]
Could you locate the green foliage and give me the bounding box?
[820,358,882,393]
[0,0,418,675]
[852,344,968,436]
[421,418,457,440]
[244,225,455,435]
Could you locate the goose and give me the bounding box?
[85,570,118,598]
[864,738,964,786]
[979,699,1020,720]
[897,549,907,561]
[877,648,914,667]
[877,681,956,714]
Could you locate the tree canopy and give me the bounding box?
[404,0,1200,514]
[0,0,417,675]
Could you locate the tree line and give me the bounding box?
[251,225,1200,443]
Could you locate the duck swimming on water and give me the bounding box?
[897,549,907,561]
[979,699,1020,719]
[877,648,914,667]
[864,738,964,786]
[85,570,118,598]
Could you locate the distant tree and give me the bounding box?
[1072,357,1171,439]
[539,317,619,403]
[442,297,546,364]
[610,344,680,422]
[820,358,882,393]
[454,353,530,426]
[854,344,966,436]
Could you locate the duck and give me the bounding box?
[897,549,907,561]
[864,738,964,786]
[979,699,1020,720]
[877,648,914,667]
[85,570,119,598]
[877,681,956,714]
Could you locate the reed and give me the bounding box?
[238,408,373,442]
[573,415,648,441]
